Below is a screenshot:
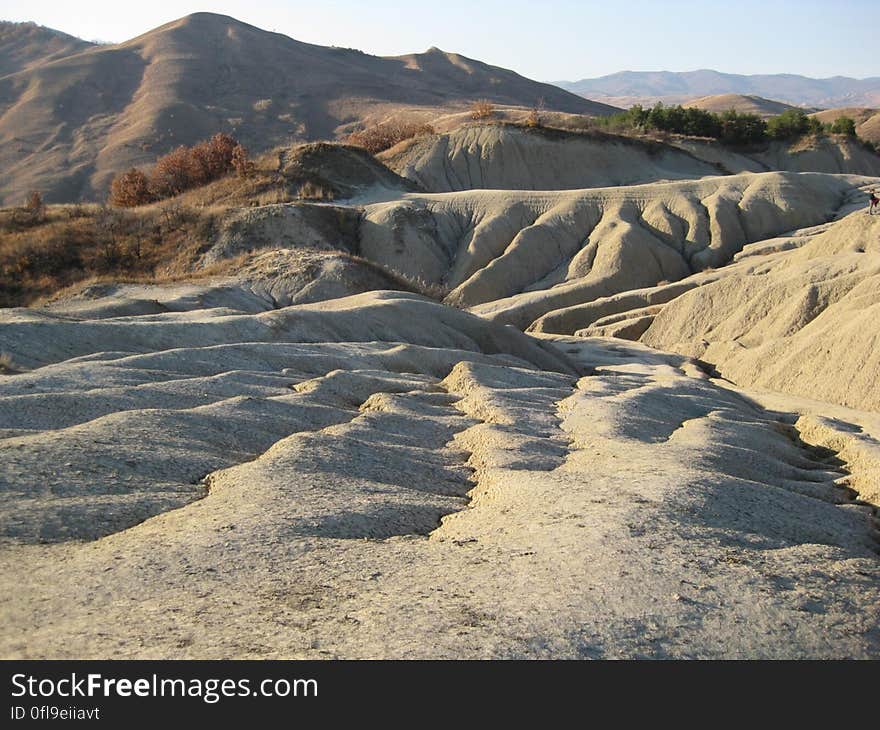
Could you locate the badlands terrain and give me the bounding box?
[1,15,879,660]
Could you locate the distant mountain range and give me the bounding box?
[556,70,880,109]
[0,13,616,204]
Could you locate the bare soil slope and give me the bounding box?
[358,172,862,328]
[379,124,721,192]
[0,13,614,205]
[0,21,94,77]
[1,291,877,658]
[381,124,880,196]
[641,206,880,412]
[811,107,880,145]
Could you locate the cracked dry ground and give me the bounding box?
[0,294,878,658]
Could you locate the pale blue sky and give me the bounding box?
[1,0,876,81]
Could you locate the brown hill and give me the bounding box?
[683,93,810,118]
[0,21,94,78]
[0,12,615,205]
[810,107,880,145]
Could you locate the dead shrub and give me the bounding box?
[26,191,45,218]
[297,181,335,201]
[11,190,48,227]
[525,98,545,128]
[470,99,496,121]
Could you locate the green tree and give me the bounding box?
[719,110,767,146]
[830,116,857,136]
[766,109,812,140]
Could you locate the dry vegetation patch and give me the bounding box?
[109,134,254,208]
[345,121,435,154]
[0,203,221,306]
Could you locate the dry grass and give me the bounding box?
[345,121,435,154]
[0,203,222,307]
[297,181,335,201]
[0,352,24,375]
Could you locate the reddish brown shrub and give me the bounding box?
[149,146,195,198]
[26,190,44,214]
[109,168,153,208]
[106,134,249,208]
[145,133,240,200]
[190,133,237,183]
[231,143,255,178]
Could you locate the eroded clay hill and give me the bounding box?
[358,172,863,324]
[641,208,880,413]
[379,124,722,191]
[380,124,880,194]
[2,115,880,657]
[507,181,880,419]
[1,288,877,658]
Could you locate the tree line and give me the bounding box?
[595,104,869,149]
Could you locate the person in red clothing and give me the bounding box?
[870,190,879,215]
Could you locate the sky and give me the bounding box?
[0,0,876,81]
